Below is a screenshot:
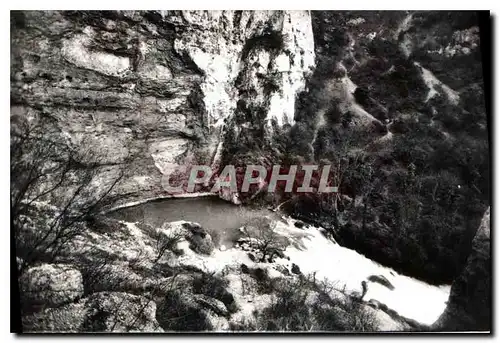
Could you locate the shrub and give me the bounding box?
[258,278,313,331]
[153,229,184,262]
[191,272,237,313]
[247,275,378,332]
[11,114,124,274]
[242,218,286,263]
[156,290,212,332]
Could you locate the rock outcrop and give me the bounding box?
[156,291,231,331]
[18,218,236,332]
[22,291,163,332]
[20,264,84,311]
[433,207,491,331]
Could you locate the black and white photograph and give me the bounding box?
[9,9,491,334]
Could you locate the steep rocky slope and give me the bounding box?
[19,208,445,332]
[433,207,491,331]
[282,11,489,286]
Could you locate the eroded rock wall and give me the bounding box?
[433,207,491,331]
[10,10,315,205]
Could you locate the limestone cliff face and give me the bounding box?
[433,207,491,331]
[10,10,315,204]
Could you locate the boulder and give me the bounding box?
[187,234,215,255]
[273,264,290,276]
[241,264,250,274]
[291,263,301,275]
[20,264,84,310]
[160,221,215,255]
[193,294,230,317]
[155,292,232,332]
[156,291,213,331]
[367,275,395,290]
[203,311,230,331]
[367,298,382,309]
[294,221,305,228]
[182,222,207,238]
[22,302,87,332]
[22,291,163,333]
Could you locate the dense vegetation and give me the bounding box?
[288,11,489,285]
[225,11,489,286]
[231,273,378,332]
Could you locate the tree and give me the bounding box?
[315,126,368,230]
[243,218,285,263]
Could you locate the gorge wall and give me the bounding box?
[11,10,315,205]
[433,207,491,331]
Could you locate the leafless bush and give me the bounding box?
[336,296,378,332]
[11,114,125,274]
[242,218,286,263]
[138,222,185,262]
[79,250,118,295]
[151,229,184,263]
[257,277,314,331]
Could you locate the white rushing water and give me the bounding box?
[114,199,451,327]
[273,218,451,326]
[170,218,450,326]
